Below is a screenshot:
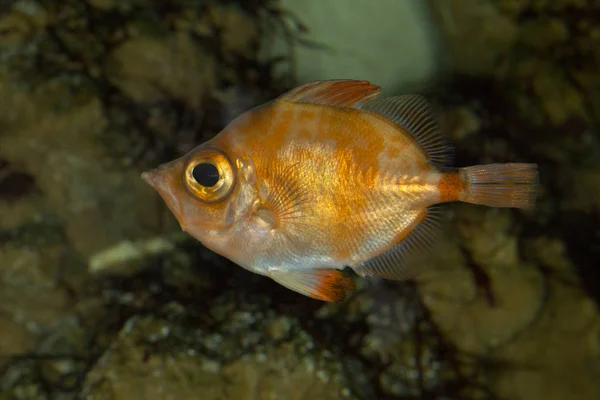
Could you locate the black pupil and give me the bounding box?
[192,163,220,187]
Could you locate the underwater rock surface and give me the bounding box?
[81,315,354,400]
[0,1,599,399]
[429,1,600,399]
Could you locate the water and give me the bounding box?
[0,1,598,399]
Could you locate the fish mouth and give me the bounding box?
[141,167,186,229]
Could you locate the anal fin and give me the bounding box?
[270,269,356,302]
[353,206,446,280]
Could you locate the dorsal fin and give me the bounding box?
[360,95,453,166]
[278,79,381,108]
[353,206,446,280]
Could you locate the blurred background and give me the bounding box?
[0,0,598,399]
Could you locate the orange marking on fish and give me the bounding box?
[437,172,465,203]
[274,108,293,140]
[310,270,356,303]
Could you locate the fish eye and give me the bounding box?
[184,148,235,202]
[192,162,220,187]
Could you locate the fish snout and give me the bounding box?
[141,168,163,188]
[141,167,186,230]
[141,168,169,194]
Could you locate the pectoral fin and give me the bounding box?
[270,269,355,302]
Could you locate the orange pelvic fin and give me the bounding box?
[458,163,539,209]
[269,269,356,302]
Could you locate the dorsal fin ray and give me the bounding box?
[353,206,446,280]
[278,79,381,108]
[360,95,453,166]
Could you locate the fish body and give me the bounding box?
[142,80,538,302]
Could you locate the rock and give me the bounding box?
[560,168,600,213]
[88,232,188,276]
[106,33,214,109]
[86,0,116,11]
[0,316,33,368]
[531,66,585,126]
[0,83,171,259]
[492,278,600,400]
[81,315,356,400]
[418,204,600,400]
[0,0,48,48]
[266,316,292,341]
[519,17,569,49]
[0,243,71,329]
[206,5,260,59]
[417,209,547,354]
[438,106,482,142]
[430,0,518,76]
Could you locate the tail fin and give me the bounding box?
[459,163,539,209]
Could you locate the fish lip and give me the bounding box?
[141,168,186,229]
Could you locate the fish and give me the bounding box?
[141,80,538,302]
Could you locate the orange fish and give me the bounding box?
[141,80,538,302]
